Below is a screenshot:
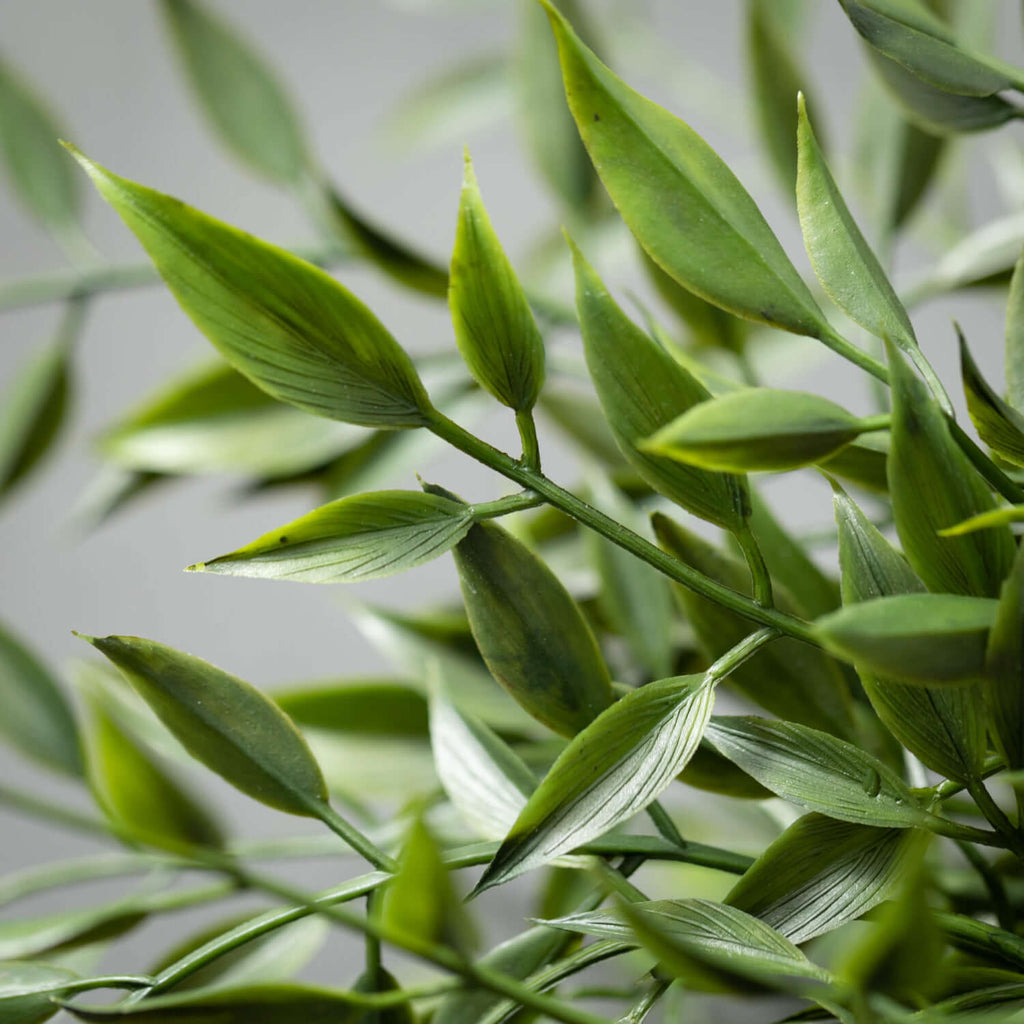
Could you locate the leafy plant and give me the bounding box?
[6,2,1024,1022]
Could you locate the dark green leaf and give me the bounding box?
[727,813,915,943]
[544,2,835,340]
[814,593,998,685]
[1006,247,1024,411]
[83,702,224,851]
[985,541,1024,771]
[0,961,78,1024]
[189,490,473,583]
[273,680,428,738]
[349,967,413,1024]
[959,327,1024,468]
[0,56,80,230]
[834,486,984,783]
[160,0,308,183]
[678,743,772,800]
[704,716,924,827]
[0,621,82,777]
[474,674,714,893]
[888,342,1014,597]
[452,518,613,737]
[570,243,749,531]
[448,154,545,412]
[71,150,432,428]
[78,634,329,817]
[816,432,890,494]
[643,388,864,473]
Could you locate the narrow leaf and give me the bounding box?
[1006,248,1024,411]
[474,674,714,892]
[273,680,428,739]
[448,154,545,412]
[543,2,835,339]
[643,388,864,473]
[160,0,308,183]
[814,593,998,685]
[817,432,890,494]
[959,327,1024,468]
[985,541,1024,771]
[70,150,432,428]
[570,242,749,531]
[727,813,915,943]
[190,490,473,583]
[78,634,329,818]
[0,961,78,1024]
[452,519,613,737]
[0,621,82,777]
[704,716,924,827]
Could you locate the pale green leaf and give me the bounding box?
[273,680,428,738]
[0,961,78,1024]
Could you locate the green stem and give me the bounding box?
[645,801,686,849]
[955,840,1014,931]
[426,409,818,645]
[938,910,1024,970]
[949,420,1024,504]
[365,889,382,994]
[856,413,892,433]
[733,522,773,607]
[705,627,780,684]
[308,799,397,873]
[922,812,1011,850]
[62,976,154,994]
[820,326,890,384]
[516,408,541,470]
[0,782,114,838]
[617,979,671,1024]
[968,778,1024,861]
[470,490,545,520]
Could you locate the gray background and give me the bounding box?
[0,0,1019,1015]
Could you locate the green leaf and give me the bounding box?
[474,674,714,893]
[78,634,329,817]
[727,813,915,943]
[83,702,224,851]
[538,386,630,471]
[985,541,1024,771]
[1006,248,1024,411]
[452,518,613,737]
[348,968,413,1024]
[101,360,360,478]
[273,680,428,739]
[429,688,536,841]
[70,150,432,428]
[448,154,545,412]
[0,961,78,1024]
[0,56,80,231]
[817,432,891,494]
[834,486,984,783]
[813,593,998,685]
[704,716,924,827]
[62,983,363,1022]
[381,815,476,956]
[887,342,1015,597]
[189,490,473,583]
[543,2,834,340]
[678,743,772,800]
[0,621,82,777]
[652,513,855,737]
[643,389,865,473]
[959,327,1024,468]
[160,0,308,183]
[569,242,749,531]
[939,506,1024,536]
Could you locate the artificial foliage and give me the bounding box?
[5,2,1024,1022]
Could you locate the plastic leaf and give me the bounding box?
[0,621,82,777]
[704,716,924,828]
[813,593,998,685]
[474,674,714,893]
[888,343,1014,597]
[83,702,224,851]
[726,813,915,943]
[543,2,835,340]
[160,0,308,183]
[190,490,473,583]
[429,688,535,841]
[816,433,890,494]
[0,961,79,1024]
[70,150,432,428]
[78,634,329,818]
[985,541,1024,771]
[959,327,1024,468]
[834,486,984,783]
[273,681,428,739]
[643,388,864,473]
[570,242,749,531]
[0,57,80,230]
[452,519,613,737]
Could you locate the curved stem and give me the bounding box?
[955,839,1014,931]
[968,778,1024,860]
[308,799,397,873]
[733,522,773,608]
[516,408,541,471]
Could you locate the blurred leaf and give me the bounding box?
[0,55,80,230]
[959,328,1024,468]
[84,702,223,851]
[0,621,82,777]
[816,432,890,494]
[704,716,924,827]
[678,743,772,800]
[474,674,714,893]
[1007,248,1024,412]
[190,490,473,583]
[643,389,865,473]
[985,541,1024,771]
[538,386,630,470]
[544,3,835,340]
[452,518,613,737]
[69,467,169,532]
[570,242,749,531]
[71,150,432,428]
[834,486,985,782]
[888,342,1014,597]
[727,813,915,943]
[274,680,428,739]
[79,634,329,818]
[430,687,535,841]
[160,0,308,183]
[349,967,413,1024]
[0,961,78,1024]
[448,154,545,411]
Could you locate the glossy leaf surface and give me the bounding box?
[475,674,714,892]
[190,491,473,583]
[80,634,328,817]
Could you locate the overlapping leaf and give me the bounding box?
[0,961,79,1024]
[274,680,429,739]
[959,328,1024,468]
[985,541,1024,771]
